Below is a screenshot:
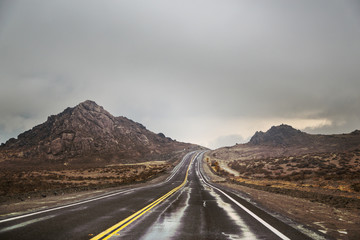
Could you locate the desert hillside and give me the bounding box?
[0,100,197,165]
[0,100,202,203]
[205,124,360,239]
[208,124,360,195]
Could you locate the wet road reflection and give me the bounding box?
[118,151,291,240]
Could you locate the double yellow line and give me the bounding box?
[90,154,194,240]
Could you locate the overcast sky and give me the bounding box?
[1,0,360,148]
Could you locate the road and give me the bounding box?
[0,151,313,239]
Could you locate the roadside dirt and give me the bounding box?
[202,158,360,240]
[0,162,173,218]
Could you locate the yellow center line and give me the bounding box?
[90,154,195,240]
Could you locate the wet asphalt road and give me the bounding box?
[0,151,313,239]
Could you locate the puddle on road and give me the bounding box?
[0,215,56,233]
[68,205,88,211]
[208,188,257,240]
[139,186,191,240]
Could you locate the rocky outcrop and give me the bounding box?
[0,100,193,163]
[249,124,310,147]
[247,124,360,153]
[351,130,360,135]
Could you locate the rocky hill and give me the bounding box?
[205,124,360,239]
[248,124,360,152]
[0,100,196,165]
[209,124,360,166]
[249,124,310,146]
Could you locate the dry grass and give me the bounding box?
[202,156,360,240]
[0,161,171,203]
[204,148,360,210]
[208,149,360,192]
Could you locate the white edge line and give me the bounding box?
[0,189,132,224]
[196,153,291,240]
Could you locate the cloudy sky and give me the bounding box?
[0,0,360,148]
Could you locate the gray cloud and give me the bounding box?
[209,134,248,149]
[1,0,360,147]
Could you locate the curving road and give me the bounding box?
[0,151,313,239]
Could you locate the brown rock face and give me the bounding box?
[249,124,310,147]
[0,100,193,164]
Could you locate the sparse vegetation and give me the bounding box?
[205,147,360,210]
[0,161,172,203]
[211,160,220,172]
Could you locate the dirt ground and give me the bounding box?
[0,169,170,218]
[0,160,172,202]
[0,160,175,218]
[202,158,360,240]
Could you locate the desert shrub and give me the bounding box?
[290,174,304,181]
[317,170,328,176]
[281,175,291,181]
[302,170,312,175]
[336,168,347,176]
[351,183,360,192]
[324,175,333,180]
[211,160,220,172]
[228,161,247,173]
[269,165,283,171]
[328,164,337,169]
[296,162,309,168]
[277,159,289,164]
[211,160,218,167]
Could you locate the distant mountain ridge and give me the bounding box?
[249,124,310,146]
[248,124,360,150]
[209,124,360,172]
[0,100,194,164]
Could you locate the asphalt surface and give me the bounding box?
[0,151,314,239]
